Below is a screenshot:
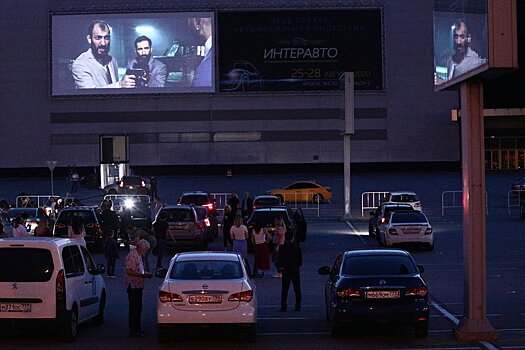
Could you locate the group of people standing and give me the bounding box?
[221,191,302,313]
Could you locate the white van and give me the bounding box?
[0,237,106,342]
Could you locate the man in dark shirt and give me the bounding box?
[277,231,302,312]
[152,211,174,270]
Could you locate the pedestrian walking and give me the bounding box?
[251,222,271,277]
[104,229,119,277]
[277,231,302,312]
[124,239,152,337]
[230,214,248,258]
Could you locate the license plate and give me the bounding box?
[403,228,420,234]
[366,290,400,299]
[0,303,32,312]
[188,294,222,304]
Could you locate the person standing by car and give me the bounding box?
[100,199,120,238]
[277,231,302,312]
[222,204,234,250]
[230,214,248,258]
[124,239,152,337]
[104,229,119,277]
[152,211,174,270]
[241,191,254,219]
[272,216,286,278]
[68,216,86,246]
[251,222,270,277]
[34,219,52,237]
[12,217,29,237]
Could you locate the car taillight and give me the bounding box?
[405,286,428,297]
[229,290,253,302]
[380,217,387,224]
[56,269,65,301]
[388,228,398,235]
[55,223,66,229]
[425,227,432,235]
[119,181,124,188]
[141,181,146,187]
[204,218,210,227]
[205,203,214,211]
[159,290,183,303]
[336,287,360,298]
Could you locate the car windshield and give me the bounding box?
[390,194,419,202]
[179,195,210,206]
[162,209,194,222]
[170,260,243,280]
[0,248,54,282]
[342,255,417,276]
[391,212,427,223]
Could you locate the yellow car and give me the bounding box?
[267,181,332,203]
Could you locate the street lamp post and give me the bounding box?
[47,161,57,197]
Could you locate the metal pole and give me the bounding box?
[342,72,354,221]
[51,169,54,197]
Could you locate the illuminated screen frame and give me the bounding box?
[50,11,215,97]
[433,1,489,90]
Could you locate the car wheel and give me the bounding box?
[93,292,105,325]
[313,193,324,203]
[245,324,257,342]
[414,321,429,337]
[61,309,78,342]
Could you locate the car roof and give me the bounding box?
[181,191,210,196]
[174,251,242,262]
[382,203,414,208]
[162,204,194,210]
[254,195,280,199]
[388,191,417,195]
[0,237,83,248]
[344,249,412,258]
[252,207,288,212]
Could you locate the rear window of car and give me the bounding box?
[179,195,209,206]
[7,208,40,220]
[161,209,194,222]
[170,260,243,280]
[342,256,417,276]
[391,194,419,202]
[123,177,144,186]
[391,212,427,224]
[56,210,96,224]
[0,248,54,282]
[254,198,280,206]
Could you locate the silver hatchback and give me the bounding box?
[155,205,207,250]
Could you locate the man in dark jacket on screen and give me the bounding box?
[277,231,302,312]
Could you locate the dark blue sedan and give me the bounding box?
[318,249,429,338]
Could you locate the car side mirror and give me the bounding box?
[155,267,167,278]
[417,265,425,273]
[318,266,330,275]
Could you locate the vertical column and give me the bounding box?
[342,72,354,220]
[454,81,498,341]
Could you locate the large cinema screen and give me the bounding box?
[217,9,384,92]
[51,12,215,96]
[433,1,488,89]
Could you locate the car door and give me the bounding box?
[79,246,102,319]
[61,245,94,322]
[326,253,343,319]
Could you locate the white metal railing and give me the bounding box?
[211,192,230,216]
[441,191,488,216]
[361,191,389,217]
[507,190,525,216]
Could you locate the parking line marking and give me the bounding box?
[431,300,460,325]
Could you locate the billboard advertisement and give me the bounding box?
[51,12,215,96]
[217,9,384,92]
[433,1,488,88]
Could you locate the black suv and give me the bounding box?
[53,206,104,251]
[178,191,218,237]
[245,206,298,249]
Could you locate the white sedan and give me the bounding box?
[378,211,434,251]
[156,251,257,342]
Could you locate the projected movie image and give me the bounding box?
[433,2,488,87]
[51,12,215,96]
